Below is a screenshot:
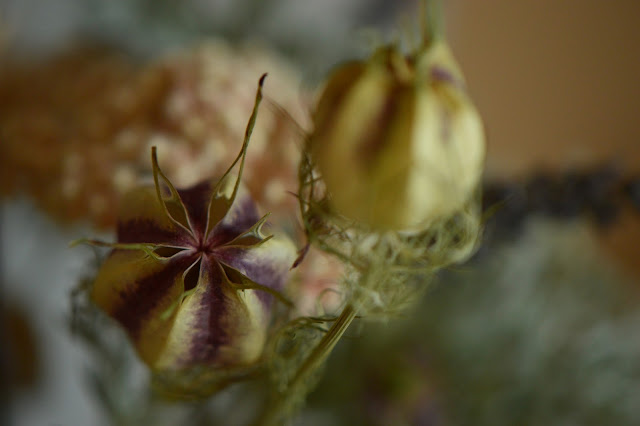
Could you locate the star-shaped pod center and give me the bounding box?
[88,76,296,371]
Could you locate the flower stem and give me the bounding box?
[421,0,444,46]
[256,304,358,426]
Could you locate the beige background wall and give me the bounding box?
[443,0,640,275]
[445,0,640,177]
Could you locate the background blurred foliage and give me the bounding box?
[306,219,640,425]
[1,0,405,77]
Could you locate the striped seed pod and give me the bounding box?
[310,41,485,231]
[91,150,295,372]
[90,77,296,374]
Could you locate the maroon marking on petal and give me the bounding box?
[356,83,405,168]
[207,196,260,247]
[181,258,231,365]
[207,227,241,249]
[111,252,198,339]
[177,181,212,239]
[117,218,191,246]
[291,243,310,270]
[431,65,464,89]
[431,66,453,83]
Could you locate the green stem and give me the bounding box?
[421,0,444,46]
[256,304,358,426]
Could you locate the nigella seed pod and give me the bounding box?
[310,40,485,230]
[87,77,296,373]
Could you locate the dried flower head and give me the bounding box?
[83,77,296,377]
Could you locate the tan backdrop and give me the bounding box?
[444,0,640,276]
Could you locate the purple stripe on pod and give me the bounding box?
[110,251,198,339]
[214,244,291,307]
[115,185,194,245]
[430,65,464,89]
[179,258,233,366]
[91,138,296,373]
[207,191,260,246]
[117,217,191,246]
[177,181,213,238]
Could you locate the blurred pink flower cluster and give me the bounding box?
[0,41,306,228]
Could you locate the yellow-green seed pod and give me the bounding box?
[310,41,485,231]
